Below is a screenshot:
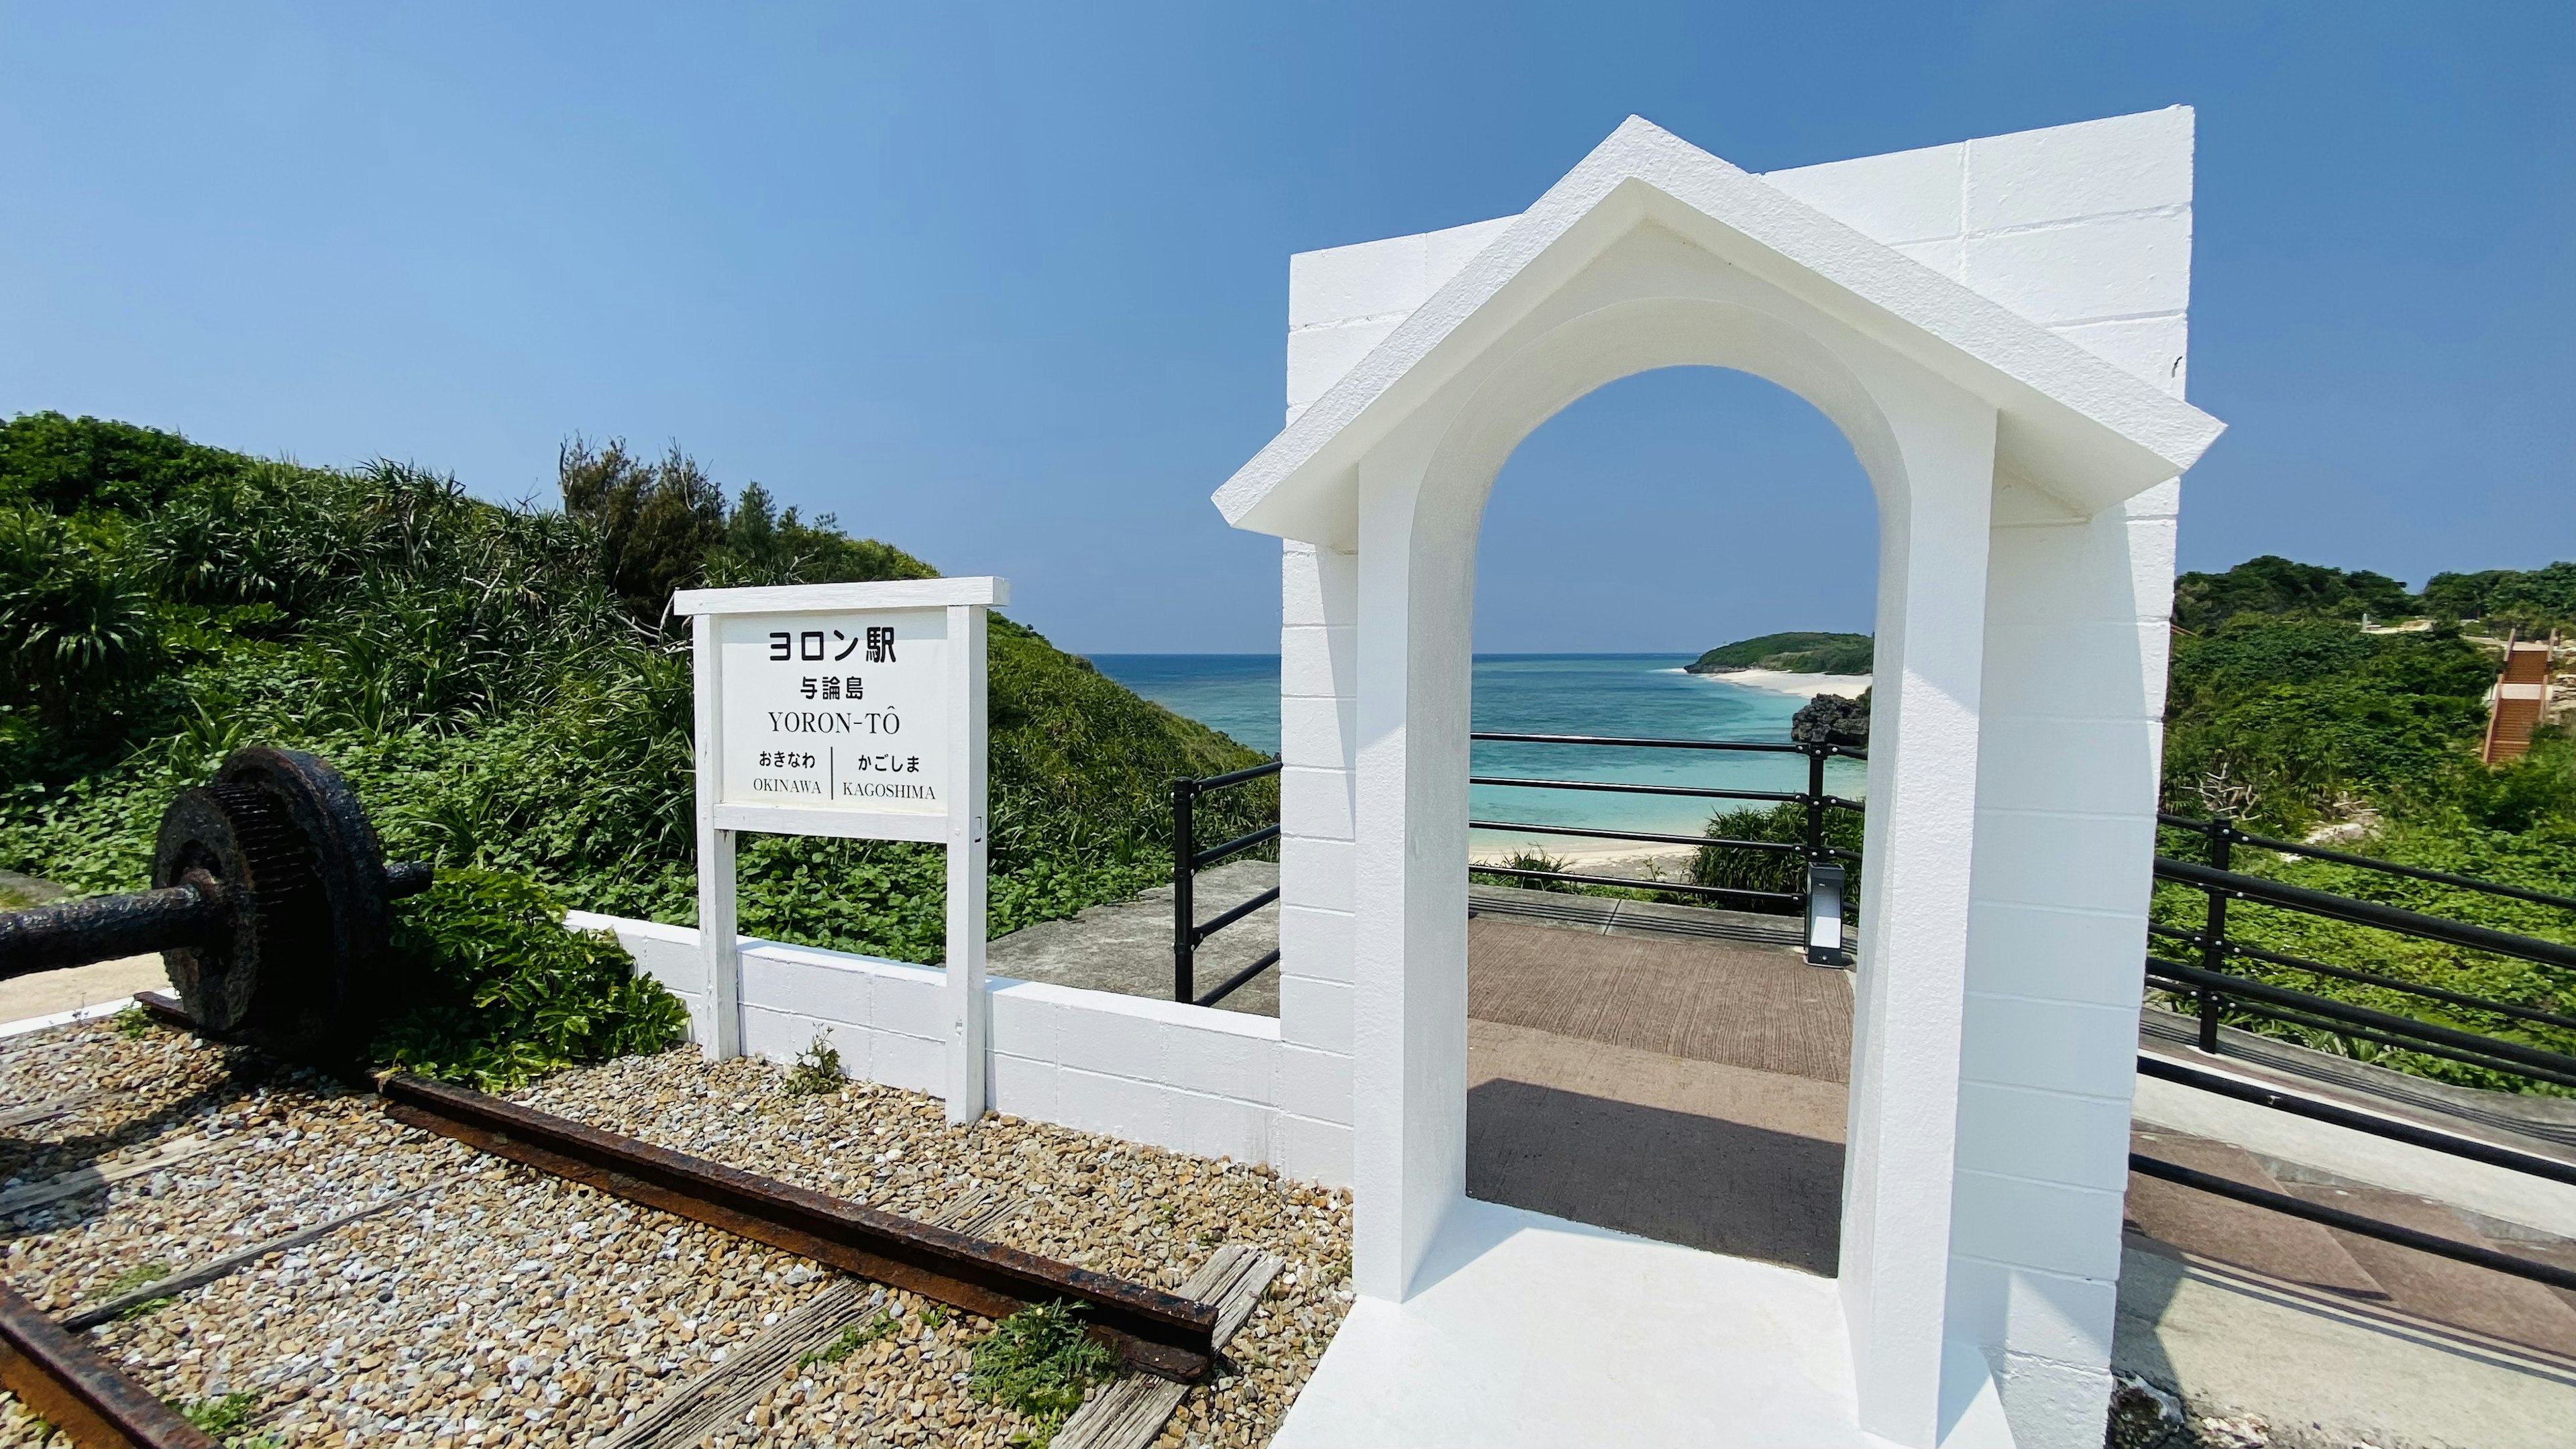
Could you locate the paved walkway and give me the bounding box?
[1462,915,1851,1275]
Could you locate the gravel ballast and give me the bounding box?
[0,1020,1351,1448]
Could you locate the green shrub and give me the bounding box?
[2152,810,2576,1096]
[1471,847,1579,893]
[1689,801,1862,915]
[175,1391,279,1449]
[797,1309,897,1368]
[967,1300,1117,1436]
[376,869,686,1090]
[1688,631,1872,675]
[784,1033,846,1096]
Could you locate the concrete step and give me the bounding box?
[2284,1181,2576,1360]
[2125,1127,2385,1298]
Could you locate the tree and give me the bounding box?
[558,438,726,624]
[2171,555,2418,633]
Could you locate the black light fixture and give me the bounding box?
[1805,861,1850,967]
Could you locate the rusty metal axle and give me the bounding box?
[0,747,430,1065]
[0,883,227,976]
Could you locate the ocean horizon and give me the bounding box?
[1091,652,1868,855]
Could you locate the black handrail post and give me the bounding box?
[2197,815,2231,1055]
[1803,747,1827,863]
[1171,776,1197,1004]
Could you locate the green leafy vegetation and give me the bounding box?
[967,1299,1118,1438]
[2420,561,2576,635]
[176,1391,279,1449]
[796,1309,897,1368]
[784,1033,847,1096]
[2153,555,2576,1094]
[2160,614,2497,833]
[1689,801,1864,912]
[101,1260,174,1320]
[1686,631,1872,676]
[2161,555,2570,835]
[0,413,1270,991]
[2171,554,2417,633]
[378,870,687,1089]
[1470,847,1580,893]
[2149,803,2576,1096]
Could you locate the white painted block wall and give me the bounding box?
[1275,542,1360,1185]
[1764,108,2194,394]
[1273,214,1525,1208]
[569,912,1350,1185]
[1770,108,2196,1441]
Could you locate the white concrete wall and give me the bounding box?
[1289,202,2009,1442]
[1275,223,1523,1208]
[1764,107,2194,393]
[1281,110,2194,417]
[1946,480,2176,1442]
[1772,108,2197,1446]
[1287,219,1516,427]
[569,912,1350,1185]
[1277,545,1362,1185]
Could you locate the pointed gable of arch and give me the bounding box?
[1214,115,2224,541]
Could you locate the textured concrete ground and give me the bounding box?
[0,955,166,1026]
[988,861,1281,1016]
[2115,1242,2576,1449]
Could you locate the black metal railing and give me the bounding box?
[1466,731,1864,963]
[2147,812,2576,1089]
[2127,818,2576,1297]
[2133,1054,2576,1293]
[1171,760,1284,1008]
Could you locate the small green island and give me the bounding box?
[1685,631,1874,676]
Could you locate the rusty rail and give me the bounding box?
[0,1282,214,1449]
[378,1074,1220,1381]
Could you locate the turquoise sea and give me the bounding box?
[1089,653,1868,855]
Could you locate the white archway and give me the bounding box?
[1348,222,2000,1426]
[1222,114,2223,1449]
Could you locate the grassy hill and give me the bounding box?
[0,413,1271,967]
[1686,631,1873,676]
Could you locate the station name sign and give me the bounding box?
[716,607,951,815]
[674,577,1006,845]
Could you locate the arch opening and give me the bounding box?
[1456,363,1879,1277]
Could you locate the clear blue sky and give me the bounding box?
[4,3,2569,652]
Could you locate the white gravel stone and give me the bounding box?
[0,1024,1351,1448]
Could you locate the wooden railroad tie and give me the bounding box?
[1054,1243,1286,1449]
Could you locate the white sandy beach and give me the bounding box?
[1469,840,1703,878]
[1695,669,1872,698]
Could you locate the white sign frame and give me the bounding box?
[673,576,1006,1124]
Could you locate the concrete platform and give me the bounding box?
[989,859,1282,1016]
[0,955,162,1026]
[1270,1197,1900,1449]
[994,873,2576,1444]
[2116,1242,2576,1449]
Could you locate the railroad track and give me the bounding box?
[0,1002,1328,1449]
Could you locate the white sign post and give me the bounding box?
[672,576,1005,1125]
